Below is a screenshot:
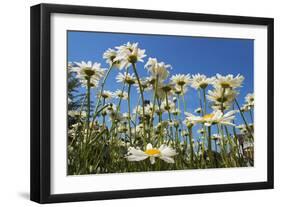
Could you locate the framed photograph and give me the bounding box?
[30,3,274,203]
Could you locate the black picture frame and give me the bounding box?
[30,3,274,204]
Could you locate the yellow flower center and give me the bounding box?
[125,78,136,85]
[161,85,172,92]
[199,83,208,89]
[203,114,214,120]
[128,55,138,63]
[101,93,110,98]
[84,68,95,76]
[216,97,227,103]
[145,148,160,156]
[220,82,230,88]
[110,55,116,61]
[177,81,186,86]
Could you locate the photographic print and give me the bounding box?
[31,4,273,203]
[67,31,254,175]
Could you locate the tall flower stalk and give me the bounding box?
[127,84,132,144]
[234,99,254,139]
[93,65,113,119]
[207,126,213,166]
[188,126,194,167]
[86,78,91,134]
[132,63,147,142]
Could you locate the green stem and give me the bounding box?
[234,99,254,139]
[117,68,129,112]
[93,65,113,119]
[69,94,87,146]
[150,77,158,128]
[150,77,159,143]
[203,88,207,115]
[177,94,180,111]
[108,68,129,140]
[224,125,237,167]
[134,95,141,142]
[102,97,106,125]
[221,88,226,113]
[200,138,206,168]
[249,108,254,123]
[86,78,91,135]
[188,127,194,167]
[165,91,174,140]
[231,106,243,165]
[156,98,164,145]
[181,85,186,112]
[207,126,213,167]
[132,63,147,145]
[198,89,204,116]
[219,124,228,167]
[127,84,132,144]
[165,92,172,122]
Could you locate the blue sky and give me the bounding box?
[67,31,254,135]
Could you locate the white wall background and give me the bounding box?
[0,0,279,206]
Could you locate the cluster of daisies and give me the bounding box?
[67,42,254,174]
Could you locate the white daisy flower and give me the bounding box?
[109,111,124,122]
[133,103,154,117]
[207,87,238,110]
[182,118,194,128]
[169,120,180,128]
[117,124,128,133]
[154,104,165,115]
[116,72,136,85]
[184,110,237,127]
[207,87,238,103]
[161,99,176,112]
[214,74,244,89]
[72,61,106,82]
[160,83,175,93]
[79,78,99,88]
[245,93,254,107]
[134,78,152,93]
[125,143,177,164]
[114,42,146,69]
[106,103,117,112]
[156,121,169,129]
[99,90,113,99]
[144,103,154,117]
[170,74,191,87]
[172,85,188,95]
[145,58,171,81]
[103,48,122,69]
[114,90,128,100]
[135,123,145,135]
[191,73,215,89]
